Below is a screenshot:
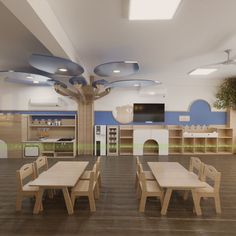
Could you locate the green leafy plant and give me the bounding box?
[214,77,236,109]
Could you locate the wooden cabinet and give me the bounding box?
[119,126,133,155]
[107,126,119,156]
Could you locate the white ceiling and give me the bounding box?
[0,2,50,71]
[46,0,236,83]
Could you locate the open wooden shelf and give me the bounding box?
[168,127,233,155]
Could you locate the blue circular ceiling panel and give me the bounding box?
[29,54,84,76]
[94,61,139,77]
[0,71,53,86]
[69,76,87,86]
[105,79,160,89]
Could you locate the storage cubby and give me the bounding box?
[183,138,195,153]
[107,126,119,156]
[217,128,233,138]
[119,126,133,155]
[194,138,206,153]
[218,137,233,153]
[169,138,183,154]
[206,138,217,153]
[169,128,183,138]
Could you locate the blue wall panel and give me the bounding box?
[94,100,227,125]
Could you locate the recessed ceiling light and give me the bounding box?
[58,68,68,72]
[124,60,138,63]
[33,81,39,84]
[155,80,161,84]
[27,76,33,79]
[8,70,14,72]
[148,91,156,95]
[113,70,121,73]
[129,0,182,20]
[133,83,140,87]
[189,68,218,76]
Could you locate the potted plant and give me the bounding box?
[214,77,236,109]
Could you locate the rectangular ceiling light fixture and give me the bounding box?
[189,68,218,76]
[129,0,182,20]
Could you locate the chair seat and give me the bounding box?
[195,182,214,193]
[144,171,155,180]
[146,180,162,193]
[72,180,96,193]
[81,170,91,180]
[22,182,39,192]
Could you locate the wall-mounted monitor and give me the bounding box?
[133,103,165,122]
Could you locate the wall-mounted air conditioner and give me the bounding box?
[29,98,61,107]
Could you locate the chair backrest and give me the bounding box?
[202,164,221,193]
[34,156,48,177]
[139,172,147,192]
[96,157,101,174]
[190,157,203,179]
[92,162,99,181]
[97,156,101,163]
[16,163,36,191]
[89,171,95,192]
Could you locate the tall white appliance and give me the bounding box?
[94,125,106,156]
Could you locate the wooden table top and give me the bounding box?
[30,161,88,187]
[148,162,206,189]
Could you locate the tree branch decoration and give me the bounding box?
[214,77,236,109]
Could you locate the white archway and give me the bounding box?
[133,129,169,155]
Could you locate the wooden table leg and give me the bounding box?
[33,188,44,214]
[191,189,202,216]
[161,188,172,215]
[62,187,74,215]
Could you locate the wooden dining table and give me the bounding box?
[148,162,206,216]
[30,161,88,215]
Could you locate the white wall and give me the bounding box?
[95,78,222,112]
[0,79,77,111]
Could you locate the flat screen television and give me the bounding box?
[133,103,165,122]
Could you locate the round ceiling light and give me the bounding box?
[94,61,139,77]
[29,54,84,76]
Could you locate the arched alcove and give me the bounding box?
[143,139,159,156]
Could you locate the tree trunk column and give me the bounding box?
[78,101,94,155]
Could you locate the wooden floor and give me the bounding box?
[1,155,236,235]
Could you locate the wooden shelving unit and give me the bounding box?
[168,126,233,155]
[169,127,183,154]
[24,114,77,157]
[107,126,119,156]
[217,128,233,153]
[119,126,133,155]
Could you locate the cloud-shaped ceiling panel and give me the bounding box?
[29,54,84,76]
[69,76,87,86]
[92,79,109,88]
[105,79,160,89]
[0,71,52,86]
[94,61,139,77]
